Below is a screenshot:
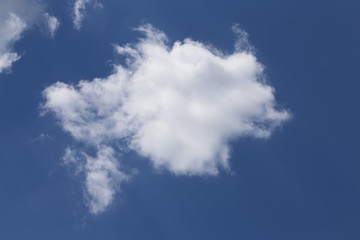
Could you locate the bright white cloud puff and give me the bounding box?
[43,24,291,214]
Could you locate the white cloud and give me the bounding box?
[44,13,60,39]
[232,24,254,53]
[72,0,102,30]
[63,146,129,215]
[0,0,59,74]
[0,52,21,74]
[0,12,26,73]
[43,24,290,213]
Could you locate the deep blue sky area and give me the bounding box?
[1,0,360,239]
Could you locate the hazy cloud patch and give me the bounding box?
[0,0,59,74]
[72,0,102,30]
[43,13,60,38]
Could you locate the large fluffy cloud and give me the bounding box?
[43,24,290,213]
[0,0,59,74]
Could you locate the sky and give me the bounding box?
[0,0,360,239]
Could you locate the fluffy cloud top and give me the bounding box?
[43,24,290,213]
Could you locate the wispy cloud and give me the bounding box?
[63,146,129,215]
[43,24,290,214]
[0,12,26,73]
[72,0,102,30]
[0,0,59,74]
[43,13,60,39]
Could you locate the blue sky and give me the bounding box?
[1,0,360,239]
